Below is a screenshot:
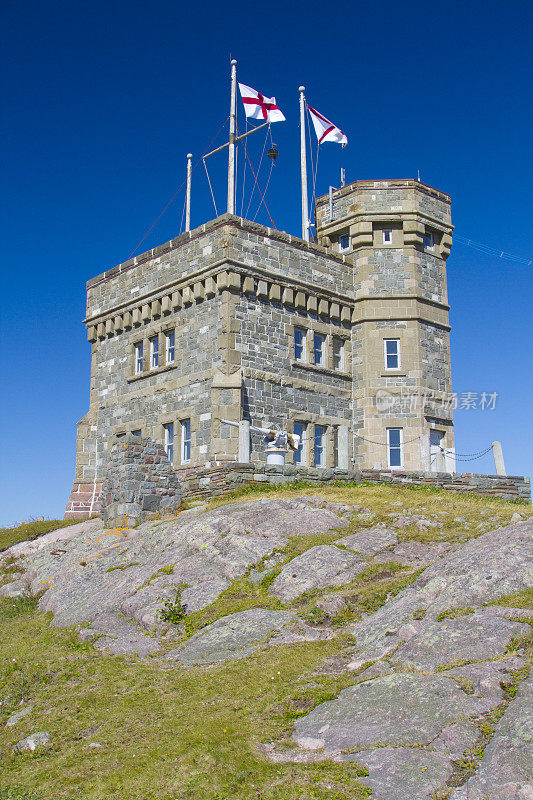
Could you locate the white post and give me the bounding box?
[238,420,251,463]
[492,441,506,476]
[185,153,192,232]
[338,425,350,470]
[299,86,309,242]
[227,59,237,215]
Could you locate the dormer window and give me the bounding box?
[339,234,350,252]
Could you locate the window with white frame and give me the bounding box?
[150,336,159,369]
[332,337,344,371]
[165,330,175,364]
[384,339,400,370]
[387,428,403,468]
[134,342,143,375]
[333,426,339,468]
[314,333,325,366]
[164,422,174,463]
[383,228,392,244]
[314,425,326,467]
[293,421,307,465]
[181,418,191,464]
[339,234,350,252]
[423,230,434,250]
[294,327,306,362]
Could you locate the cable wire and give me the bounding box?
[243,122,270,219]
[202,157,218,217]
[454,234,533,267]
[127,116,229,260]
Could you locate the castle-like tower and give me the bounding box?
[65,179,455,518]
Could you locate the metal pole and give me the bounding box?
[227,59,237,215]
[185,153,192,232]
[299,86,309,242]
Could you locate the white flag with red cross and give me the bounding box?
[238,82,286,123]
[308,105,348,147]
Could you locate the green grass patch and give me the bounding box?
[0,596,370,800]
[489,588,533,609]
[0,519,84,553]
[105,562,139,573]
[180,577,286,638]
[437,606,475,621]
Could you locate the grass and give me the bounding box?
[0,519,85,554]
[0,596,370,800]
[489,588,533,609]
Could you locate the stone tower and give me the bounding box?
[65,179,455,518]
[315,179,455,473]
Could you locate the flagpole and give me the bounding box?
[185,153,192,232]
[299,86,309,242]
[227,59,237,215]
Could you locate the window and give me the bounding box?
[332,337,344,371]
[383,229,392,244]
[132,429,141,437]
[164,422,174,463]
[314,425,326,467]
[150,336,159,369]
[181,418,191,463]
[135,342,143,375]
[293,422,307,465]
[314,333,325,366]
[294,327,306,362]
[165,331,175,364]
[387,428,403,468]
[384,339,400,370]
[423,230,434,250]
[333,427,339,468]
[339,234,350,252]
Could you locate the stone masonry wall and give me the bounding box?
[174,463,531,504]
[234,293,353,464]
[100,436,183,527]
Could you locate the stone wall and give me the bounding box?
[64,480,103,519]
[100,436,182,527]
[174,462,531,504]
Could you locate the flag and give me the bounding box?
[238,82,286,123]
[308,105,347,147]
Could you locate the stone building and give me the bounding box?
[65,179,455,517]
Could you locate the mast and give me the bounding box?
[299,86,309,242]
[227,59,237,214]
[185,153,192,232]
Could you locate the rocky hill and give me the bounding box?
[1,484,531,800]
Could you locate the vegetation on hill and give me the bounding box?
[0,518,83,553]
[0,483,531,800]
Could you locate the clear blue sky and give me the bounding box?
[1,0,532,524]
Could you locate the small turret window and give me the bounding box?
[339,234,350,252]
[424,231,434,250]
[383,229,392,244]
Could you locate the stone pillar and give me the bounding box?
[492,441,506,476]
[238,420,251,463]
[338,425,350,470]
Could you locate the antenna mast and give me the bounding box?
[185,153,192,232]
[299,86,309,242]
[227,59,237,214]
